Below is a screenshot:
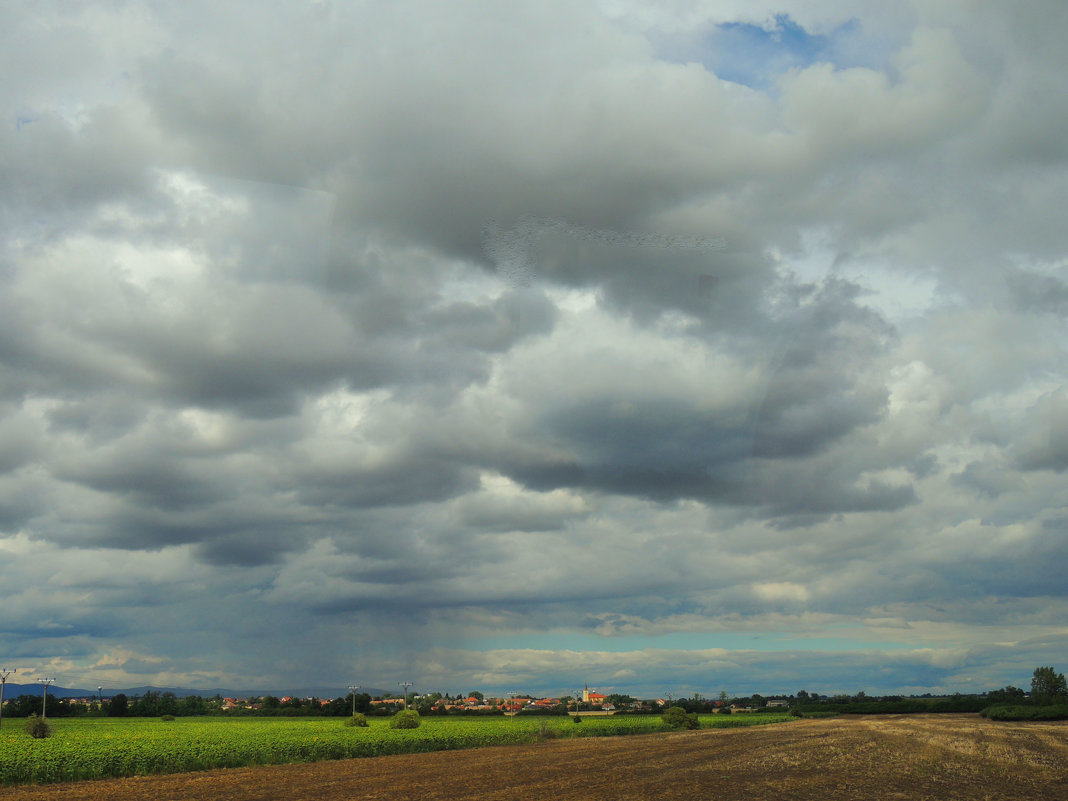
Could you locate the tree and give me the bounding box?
[987,686,1026,705]
[130,691,160,717]
[354,692,372,715]
[107,693,128,717]
[1031,666,1067,705]
[262,695,281,710]
[468,691,484,701]
[159,692,179,717]
[179,695,207,716]
[322,696,349,716]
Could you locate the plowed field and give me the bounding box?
[2,715,1066,801]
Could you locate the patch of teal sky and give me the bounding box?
[459,630,913,653]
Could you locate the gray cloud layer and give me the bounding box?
[2,0,1067,696]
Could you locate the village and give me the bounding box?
[209,685,788,716]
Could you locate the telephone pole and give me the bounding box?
[399,681,413,711]
[37,678,56,721]
[0,668,15,730]
[349,685,361,717]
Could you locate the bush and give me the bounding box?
[389,709,421,729]
[25,714,51,739]
[982,704,1068,721]
[344,713,369,727]
[536,721,560,740]
[661,706,699,730]
[160,714,176,722]
[572,714,583,724]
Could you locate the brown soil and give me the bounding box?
[2,715,1067,801]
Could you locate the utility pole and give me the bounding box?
[349,685,361,717]
[0,668,14,730]
[37,678,56,721]
[399,681,413,711]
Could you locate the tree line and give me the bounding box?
[0,691,378,718]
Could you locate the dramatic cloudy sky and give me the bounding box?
[3,0,1068,698]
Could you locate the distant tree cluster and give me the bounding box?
[979,668,1068,720]
[3,694,75,718]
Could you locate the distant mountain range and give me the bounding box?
[0,683,387,700]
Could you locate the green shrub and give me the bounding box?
[661,706,699,730]
[344,713,369,727]
[536,721,559,740]
[389,709,421,729]
[161,714,176,722]
[572,714,583,724]
[982,704,1068,721]
[25,714,52,739]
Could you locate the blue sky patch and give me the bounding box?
[651,14,887,90]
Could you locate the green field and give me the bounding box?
[0,714,794,785]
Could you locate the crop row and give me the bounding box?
[0,714,793,785]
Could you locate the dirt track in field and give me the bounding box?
[2,715,1068,801]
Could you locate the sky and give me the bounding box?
[2,0,1067,700]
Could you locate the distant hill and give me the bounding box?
[1,683,386,700]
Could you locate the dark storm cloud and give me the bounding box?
[516,397,755,501]
[467,273,910,520]
[1005,268,1068,316]
[953,461,1020,500]
[296,457,480,509]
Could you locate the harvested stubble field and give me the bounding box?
[1,714,1066,801]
